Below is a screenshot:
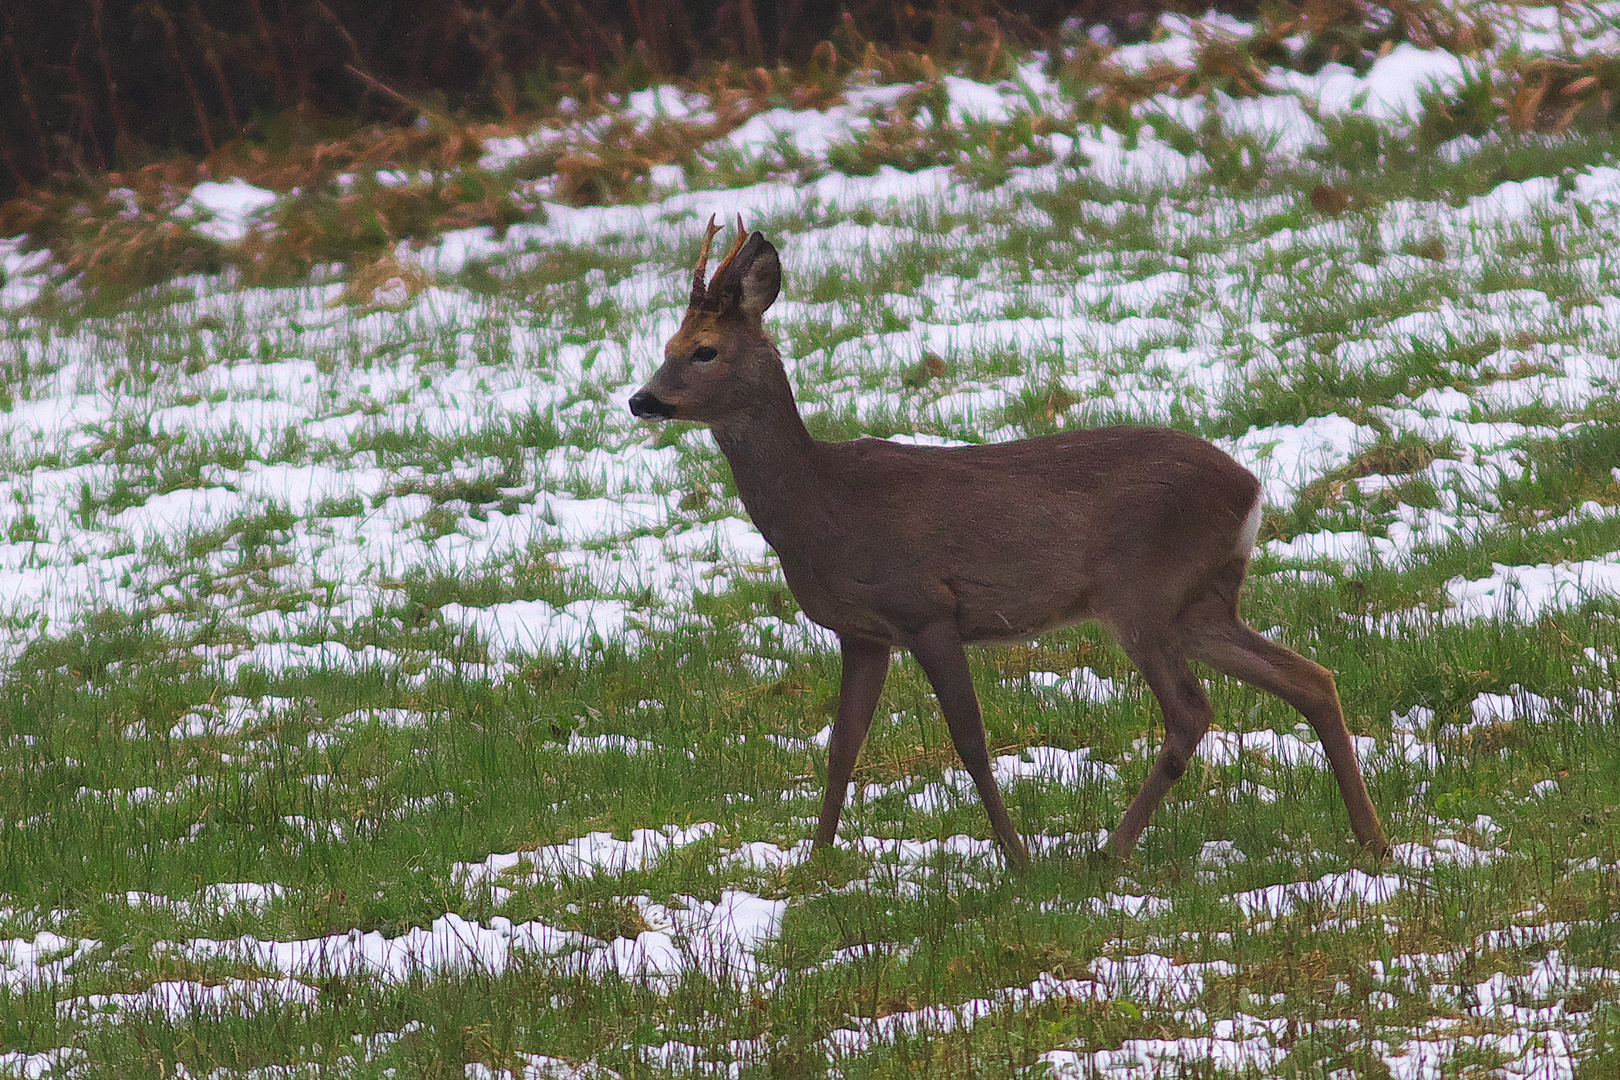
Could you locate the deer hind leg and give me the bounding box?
[906,622,1032,869]
[812,636,892,851]
[1183,612,1390,857]
[1110,635,1216,859]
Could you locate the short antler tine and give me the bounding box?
[691,214,723,306]
[710,214,751,286]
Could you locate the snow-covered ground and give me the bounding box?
[2,3,1620,1076]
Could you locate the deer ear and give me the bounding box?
[714,233,780,319]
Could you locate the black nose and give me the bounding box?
[629,389,676,419]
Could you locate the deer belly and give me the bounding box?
[953,580,1095,643]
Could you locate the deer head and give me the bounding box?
[629,215,782,426]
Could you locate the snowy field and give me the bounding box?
[1,3,1619,1076]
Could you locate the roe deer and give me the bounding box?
[630,218,1389,868]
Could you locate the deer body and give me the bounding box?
[722,421,1260,647]
[631,220,1389,868]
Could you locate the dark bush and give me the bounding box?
[0,0,1249,201]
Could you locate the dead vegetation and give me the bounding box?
[1,1,1614,307]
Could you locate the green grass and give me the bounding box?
[2,19,1620,1078]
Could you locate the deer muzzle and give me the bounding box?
[629,389,677,419]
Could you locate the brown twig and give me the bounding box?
[312,1,380,115]
[313,1,365,65]
[92,0,130,162]
[68,39,107,170]
[739,0,766,63]
[2,21,47,172]
[342,63,451,128]
[534,0,594,70]
[189,2,243,139]
[142,0,214,154]
[623,0,661,75]
[246,0,288,103]
[568,0,611,72]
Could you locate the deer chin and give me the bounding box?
[629,390,677,420]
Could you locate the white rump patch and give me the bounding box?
[1236,495,1263,558]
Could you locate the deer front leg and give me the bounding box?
[812,636,891,851]
[906,622,1033,870]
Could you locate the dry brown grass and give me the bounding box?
[2,1,1610,309]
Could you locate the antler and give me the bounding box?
[690,215,724,308]
[709,213,750,290]
[689,214,750,308]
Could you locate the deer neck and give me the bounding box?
[709,358,819,537]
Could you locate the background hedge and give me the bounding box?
[0,0,1248,201]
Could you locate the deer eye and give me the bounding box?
[692,345,718,362]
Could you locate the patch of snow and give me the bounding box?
[180,179,280,243]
